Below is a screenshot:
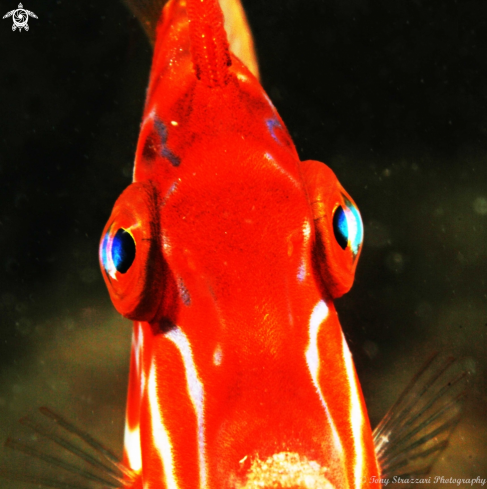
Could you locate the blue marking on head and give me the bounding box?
[161,147,181,167]
[154,117,181,167]
[178,278,191,306]
[154,117,168,141]
[266,118,283,145]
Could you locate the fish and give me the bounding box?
[0,0,471,488]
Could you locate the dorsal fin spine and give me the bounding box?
[187,0,232,87]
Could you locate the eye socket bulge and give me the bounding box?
[99,180,163,321]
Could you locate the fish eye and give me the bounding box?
[99,181,164,321]
[301,159,364,298]
[333,206,348,250]
[332,200,363,257]
[112,229,136,274]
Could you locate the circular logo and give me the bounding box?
[12,7,28,31]
[3,3,38,32]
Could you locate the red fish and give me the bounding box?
[99,0,378,486]
[0,1,469,488]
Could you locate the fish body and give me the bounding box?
[99,0,378,488]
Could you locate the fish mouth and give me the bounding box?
[237,451,334,489]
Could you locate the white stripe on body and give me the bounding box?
[124,325,144,472]
[124,423,142,472]
[148,362,179,489]
[341,333,365,489]
[305,301,344,456]
[167,327,208,489]
[134,323,146,395]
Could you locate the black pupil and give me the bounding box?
[333,206,348,250]
[112,229,136,273]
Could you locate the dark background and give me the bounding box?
[0,0,486,485]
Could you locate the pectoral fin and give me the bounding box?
[373,353,474,482]
[0,407,134,489]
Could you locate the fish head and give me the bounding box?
[99,0,378,487]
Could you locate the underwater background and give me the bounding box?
[0,0,486,486]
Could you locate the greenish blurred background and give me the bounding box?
[0,0,485,486]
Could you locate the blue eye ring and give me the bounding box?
[111,228,136,274]
[343,196,363,257]
[333,205,348,250]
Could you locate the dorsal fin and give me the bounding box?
[122,0,169,46]
[186,0,232,87]
[219,0,259,79]
[123,0,260,80]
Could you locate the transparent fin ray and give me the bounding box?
[4,437,118,487]
[373,353,473,479]
[0,470,93,489]
[39,407,133,480]
[19,415,124,482]
[0,407,135,489]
